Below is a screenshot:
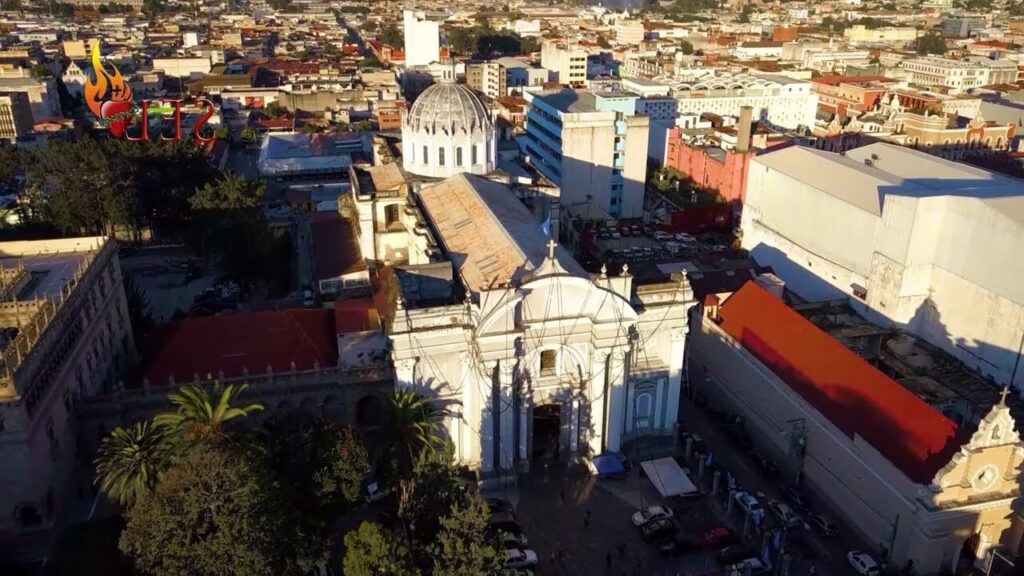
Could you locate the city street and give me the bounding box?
[678,377,871,575]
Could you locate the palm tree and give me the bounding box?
[154,383,264,441]
[367,389,447,504]
[94,421,174,507]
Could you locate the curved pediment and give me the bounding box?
[476,275,638,337]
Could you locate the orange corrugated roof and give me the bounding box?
[717,282,965,484]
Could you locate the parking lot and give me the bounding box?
[483,396,874,576]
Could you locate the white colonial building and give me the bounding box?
[368,172,694,476]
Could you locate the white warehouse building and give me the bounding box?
[653,72,818,130]
[741,143,1024,392]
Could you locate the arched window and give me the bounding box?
[438,147,445,167]
[456,147,464,167]
[634,389,654,431]
[422,146,428,164]
[992,423,1003,441]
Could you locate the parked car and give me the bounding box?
[488,511,517,525]
[703,527,739,549]
[501,532,529,548]
[489,520,523,536]
[631,505,674,527]
[653,231,671,241]
[782,486,810,512]
[766,499,802,528]
[847,551,881,575]
[725,558,769,575]
[639,518,677,541]
[717,544,757,565]
[504,549,538,569]
[501,570,534,576]
[486,498,515,515]
[651,533,700,555]
[733,491,763,517]
[807,512,838,538]
[674,232,696,243]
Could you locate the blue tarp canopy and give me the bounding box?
[589,454,626,476]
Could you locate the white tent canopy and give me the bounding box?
[640,457,699,498]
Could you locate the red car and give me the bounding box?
[703,527,739,549]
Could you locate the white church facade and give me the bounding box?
[364,173,694,474]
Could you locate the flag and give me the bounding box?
[761,540,772,566]
[705,452,713,467]
[773,529,782,551]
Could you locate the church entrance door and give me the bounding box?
[532,404,562,462]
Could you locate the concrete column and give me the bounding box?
[587,351,608,456]
[497,361,516,471]
[605,348,628,453]
[518,397,529,461]
[395,358,416,388]
[664,327,687,431]
[569,396,580,454]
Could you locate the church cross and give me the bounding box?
[546,239,557,260]
[999,386,1011,406]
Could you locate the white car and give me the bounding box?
[733,491,763,517]
[653,231,671,241]
[674,232,696,243]
[847,551,881,575]
[504,549,538,569]
[725,558,768,575]
[631,505,674,527]
[766,499,802,528]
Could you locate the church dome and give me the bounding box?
[406,82,492,135]
[402,79,496,179]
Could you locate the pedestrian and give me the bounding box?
[560,488,565,503]
[584,508,592,527]
[616,542,626,558]
[605,551,612,570]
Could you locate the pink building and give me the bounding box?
[664,127,755,207]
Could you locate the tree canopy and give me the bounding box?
[343,522,419,576]
[916,31,948,55]
[119,442,315,576]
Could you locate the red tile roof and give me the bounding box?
[717,281,965,484]
[140,309,337,385]
[334,297,378,333]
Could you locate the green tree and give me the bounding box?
[738,4,753,23]
[120,443,320,576]
[362,20,378,32]
[0,143,24,192]
[431,493,502,576]
[379,24,403,48]
[94,421,174,507]
[400,445,462,551]
[680,39,694,55]
[343,522,419,576]
[596,35,611,49]
[916,31,947,55]
[153,383,264,442]
[141,0,159,13]
[367,390,446,505]
[448,27,476,54]
[264,412,370,519]
[241,127,259,142]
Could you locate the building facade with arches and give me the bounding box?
[385,173,694,475]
